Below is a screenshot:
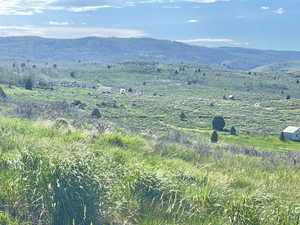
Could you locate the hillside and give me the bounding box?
[1,36,300,70]
[254,60,300,72]
[1,59,300,224]
[0,117,300,225]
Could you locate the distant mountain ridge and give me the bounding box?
[1,36,300,70]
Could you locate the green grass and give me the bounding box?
[0,116,299,224]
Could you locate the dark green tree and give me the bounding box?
[91,108,102,119]
[212,116,225,131]
[0,86,7,98]
[70,72,76,78]
[180,112,187,121]
[230,126,237,135]
[24,77,34,90]
[211,131,218,143]
[279,132,285,142]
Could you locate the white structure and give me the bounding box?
[120,88,126,95]
[282,126,300,141]
[228,95,235,100]
[99,87,112,94]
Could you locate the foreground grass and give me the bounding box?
[0,117,300,225]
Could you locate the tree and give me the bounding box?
[286,95,291,100]
[128,88,133,93]
[24,77,34,90]
[211,131,218,143]
[230,126,237,135]
[279,132,285,142]
[91,108,102,119]
[180,112,187,121]
[70,72,76,78]
[212,116,225,131]
[0,86,7,98]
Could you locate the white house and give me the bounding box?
[120,88,126,95]
[99,87,112,94]
[282,126,300,141]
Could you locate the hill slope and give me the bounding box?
[1,36,300,70]
[254,60,300,72]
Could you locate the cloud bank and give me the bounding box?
[0,26,146,38]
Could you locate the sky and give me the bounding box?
[0,0,299,51]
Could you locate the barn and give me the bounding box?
[282,126,300,141]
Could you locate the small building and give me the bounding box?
[120,88,126,95]
[282,126,300,141]
[99,87,112,94]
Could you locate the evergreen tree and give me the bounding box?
[279,132,285,142]
[0,86,7,98]
[180,112,187,121]
[212,116,225,131]
[211,131,218,143]
[230,126,237,135]
[91,108,102,119]
[24,77,34,90]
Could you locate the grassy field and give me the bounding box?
[0,116,300,225]
[1,60,300,152]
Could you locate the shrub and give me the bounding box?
[212,116,225,131]
[54,118,69,129]
[211,131,218,143]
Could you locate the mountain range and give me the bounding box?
[1,36,300,70]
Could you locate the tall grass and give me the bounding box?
[0,117,299,225]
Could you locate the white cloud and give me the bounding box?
[67,5,113,12]
[0,26,146,38]
[273,8,285,15]
[0,0,58,15]
[0,0,230,15]
[49,21,69,25]
[187,19,198,23]
[162,6,181,8]
[176,38,240,46]
[260,6,270,10]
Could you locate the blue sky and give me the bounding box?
[0,0,299,50]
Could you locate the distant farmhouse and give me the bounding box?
[282,126,300,141]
